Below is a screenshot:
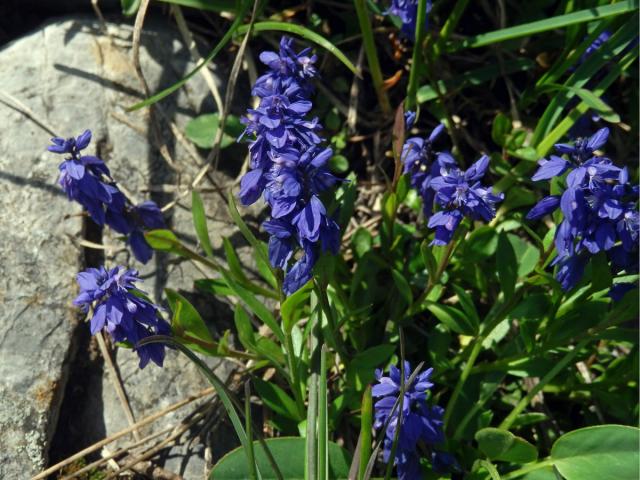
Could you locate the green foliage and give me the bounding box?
[132,2,640,479]
[185,114,244,149]
[210,437,352,480]
[551,425,639,480]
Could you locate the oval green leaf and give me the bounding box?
[551,425,640,480]
[210,436,352,480]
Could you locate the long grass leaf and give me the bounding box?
[137,335,258,476]
[235,21,359,75]
[532,19,637,144]
[448,1,638,51]
[318,345,329,480]
[128,0,250,110]
[354,0,391,114]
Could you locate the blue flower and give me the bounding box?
[527,129,639,293]
[238,37,342,295]
[50,130,165,264]
[428,155,504,245]
[386,0,433,40]
[74,266,170,368]
[373,361,447,480]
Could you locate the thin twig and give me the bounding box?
[161,0,260,212]
[60,423,178,479]
[96,332,142,441]
[172,4,224,115]
[104,403,214,479]
[0,91,58,136]
[32,388,215,479]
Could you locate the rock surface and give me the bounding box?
[0,16,248,478]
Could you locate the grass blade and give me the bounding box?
[156,0,239,12]
[235,21,359,75]
[137,335,259,477]
[358,386,373,480]
[417,58,535,104]
[128,0,250,111]
[536,45,638,156]
[447,1,638,51]
[405,0,429,110]
[532,19,637,144]
[191,191,214,258]
[245,381,258,480]
[318,345,329,480]
[354,0,391,115]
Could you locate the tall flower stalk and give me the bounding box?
[238,37,342,295]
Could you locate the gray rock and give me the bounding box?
[0,16,249,479]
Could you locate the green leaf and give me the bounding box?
[235,22,359,76]
[352,228,373,258]
[551,425,640,480]
[425,302,477,335]
[391,269,413,305]
[196,278,234,297]
[223,237,249,283]
[121,0,141,16]
[165,289,215,355]
[507,234,540,278]
[128,0,250,111]
[348,344,396,390]
[466,226,499,262]
[448,2,639,51]
[139,336,254,476]
[185,113,244,149]
[145,229,183,252]
[417,58,535,104]
[492,113,512,147]
[228,191,273,274]
[155,0,239,13]
[210,437,352,480]
[451,285,480,331]
[329,154,349,173]
[539,84,620,123]
[234,304,255,350]
[219,269,285,344]
[192,191,214,257]
[476,428,538,464]
[253,378,302,421]
[497,233,518,300]
[421,240,438,280]
[510,413,548,429]
[281,282,312,333]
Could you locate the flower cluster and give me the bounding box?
[239,37,341,295]
[49,130,165,263]
[386,0,433,40]
[401,120,503,245]
[74,266,170,368]
[527,128,639,294]
[373,362,450,480]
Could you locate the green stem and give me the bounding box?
[433,0,470,58]
[244,382,258,480]
[358,386,373,480]
[499,338,590,429]
[318,346,329,480]
[315,280,347,359]
[305,302,320,480]
[179,333,258,360]
[443,289,524,431]
[285,329,306,419]
[410,227,465,314]
[405,0,429,110]
[443,338,482,429]
[354,0,391,115]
